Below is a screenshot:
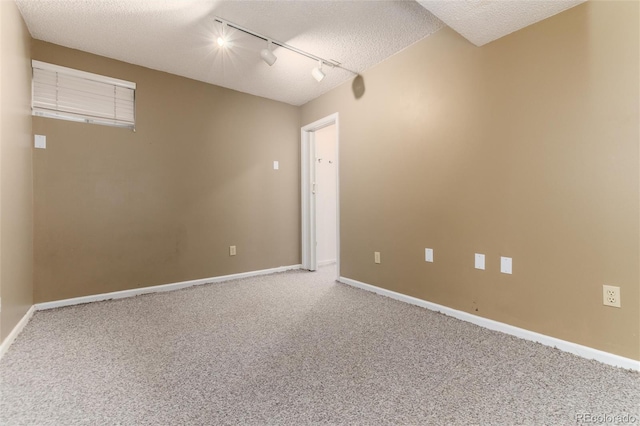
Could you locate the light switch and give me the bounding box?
[35,135,46,149]
[273,161,279,170]
[425,248,433,263]
[500,256,512,274]
[374,251,381,264]
[475,253,485,270]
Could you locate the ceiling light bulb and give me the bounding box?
[217,21,228,48]
[260,41,277,66]
[312,60,325,82]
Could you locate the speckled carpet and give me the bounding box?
[1,265,638,425]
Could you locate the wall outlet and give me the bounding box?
[229,245,236,256]
[475,253,485,270]
[35,134,46,149]
[603,285,621,308]
[374,251,381,264]
[500,256,512,274]
[425,248,433,263]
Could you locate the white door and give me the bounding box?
[315,125,337,266]
[301,113,339,277]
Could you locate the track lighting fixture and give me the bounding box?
[260,40,277,66]
[213,17,356,82]
[311,60,326,82]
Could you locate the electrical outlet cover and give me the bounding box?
[603,285,621,308]
[425,248,433,263]
[500,256,512,274]
[35,134,46,149]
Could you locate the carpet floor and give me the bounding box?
[1,266,638,425]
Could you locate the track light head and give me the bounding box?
[312,60,326,82]
[217,22,230,48]
[260,40,277,66]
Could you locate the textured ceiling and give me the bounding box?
[418,0,586,47]
[15,1,586,106]
[16,0,444,106]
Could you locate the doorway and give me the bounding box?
[301,113,339,278]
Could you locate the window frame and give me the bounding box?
[31,60,136,130]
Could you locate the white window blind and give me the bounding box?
[32,60,136,129]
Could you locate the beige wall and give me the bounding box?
[0,1,34,342]
[32,41,301,303]
[301,1,640,360]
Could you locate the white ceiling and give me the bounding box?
[418,0,586,47]
[15,0,585,106]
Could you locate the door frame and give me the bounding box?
[301,112,339,277]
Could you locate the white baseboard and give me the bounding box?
[35,264,302,311]
[0,305,35,361]
[338,276,640,371]
[6,268,636,371]
[318,259,337,267]
[0,265,302,360]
